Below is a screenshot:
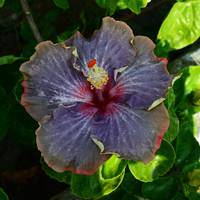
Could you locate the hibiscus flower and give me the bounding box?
[20,17,176,175]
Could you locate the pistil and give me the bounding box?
[87,59,109,90]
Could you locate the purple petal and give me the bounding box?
[91,102,169,164]
[36,103,111,175]
[131,36,157,67]
[20,41,93,122]
[109,57,176,110]
[64,17,135,73]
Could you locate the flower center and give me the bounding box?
[87,59,109,90]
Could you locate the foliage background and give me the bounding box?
[0,0,200,199]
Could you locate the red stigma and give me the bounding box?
[88,59,96,68]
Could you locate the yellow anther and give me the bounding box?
[87,60,109,90]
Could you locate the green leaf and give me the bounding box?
[157,1,200,53]
[20,22,36,42]
[44,10,60,21]
[164,88,179,143]
[5,0,22,14]
[53,0,69,9]
[0,188,9,200]
[122,0,151,14]
[175,122,200,167]
[95,0,127,10]
[175,66,200,115]
[58,26,80,43]
[188,169,200,187]
[121,172,143,197]
[142,176,179,200]
[128,140,175,182]
[98,187,126,200]
[95,0,119,15]
[8,102,37,147]
[14,76,24,103]
[0,86,10,141]
[0,56,26,94]
[0,55,24,66]
[189,89,200,106]
[71,155,127,199]
[22,41,38,58]
[178,66,200,97]
[187,186,200,200]
[0,0,5,7]
[173,193,187,200]
[101,155,128,179]
[40,156,72,185]
[105,0,118,15]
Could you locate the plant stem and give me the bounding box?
[19,0,43,43]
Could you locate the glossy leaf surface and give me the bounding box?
[163,88,179,143]
[121,172,143,197]
[71,155,126,199]
[0,188,9,200]
[175,121,200,167]
[142,176,179,200]
[40,157,72,185]
[157,1,200,52]
[128,140,175,182]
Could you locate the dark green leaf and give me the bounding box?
[128,140,175,182]
[44,10,60,21]
[8,102,37,147]
[175,66,200,115]
[164,88,179,143]
[20,22,36,42]
[121,172,143,197]
[122,0,151,14]
[98,187,126,200]
[71,155,126,199]
[142,176,179,200]
[14,76,24,103]
[0,57,25,94]
[174,193,187,200]
[22,41,38,58]
[0,188,9,200]
[175,121,200,167]
[121,192,137,200]
[40,156,72,185]
[5,0,22,14]
[0,86,10,141]
[157,1,200,52]
[53,0,69,9]
[187,186,200,200]
[58,26,80,43]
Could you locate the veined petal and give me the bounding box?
[91,102,169,164]
[20,41,93,122]
[36,103,110,175]
[109,58,176,110]
[64,17,135,73]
